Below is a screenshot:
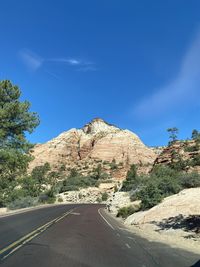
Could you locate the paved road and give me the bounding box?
[0,204,199,267]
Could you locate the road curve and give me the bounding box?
[0,204,199,267]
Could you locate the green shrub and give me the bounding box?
[96,197,102,203]
[69,168,79,177]
[46,197,56,204]
[151,165,176,177]
[57,197,63,203]
[136,166,180,209]
[180,172,200,188]
[157,176,181,196]
[184,145,199,152]
[190,155,200,166]
[59,164,66,172]
[31,163,51,183]
[136,166,200,210]
[137,182,163,210]
[8,196,39,210]
[91,164,103,180]
[117,206,135,219]
[114,185,118,193]
[169,151,188,171]
[110,159,118,170]
[98,179,113,184]
[121,164,139,191]
[101,192,109,201]
[59,172,98,193]
[59,164,109,193]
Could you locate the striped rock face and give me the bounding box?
[29,118,157,179]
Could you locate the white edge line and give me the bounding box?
[98,208,115,230]
[125,243,131,249]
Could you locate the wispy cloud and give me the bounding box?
[47,58,82,65]
[19,49,43,71]
[19,49,96,73]
[133,31,200,119]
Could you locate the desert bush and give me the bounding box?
[59,173,97,193]
[31,163,51,183]
[46,197,56,204]
[114,185,118,193]
[180,172,200,188]
[58,165,109,192]
[8,196,39,210]
[98,179,113,184]
[136,165,200,210]
[121,164,139,191]
[110,159,118,170]
[101,192,108,201]
[190,154,200,166]
[137,182,163,210]
[59,164,66,172]
[117,205,135,219]
[57,197,63,203]
[96,197,102,203]
[169,151,188,171]
[135,166,180,209]
[184,145,199,152]
[39,193,56,204]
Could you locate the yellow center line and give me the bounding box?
[0,208,75,259]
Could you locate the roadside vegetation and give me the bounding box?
[117,205,136,219]
[121,128,200,211]
[59,164,111,193]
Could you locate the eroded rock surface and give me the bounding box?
[29,118,156,179]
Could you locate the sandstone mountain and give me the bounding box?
[29,118,157,179]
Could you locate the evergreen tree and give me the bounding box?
[167,127,179,145]
[121,164,138,191]
[192,129,199,140]
[0,80,39,206]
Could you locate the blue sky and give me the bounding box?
[0,0,200,146]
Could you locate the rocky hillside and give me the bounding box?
[154,140,200,173]
[29,118,157,179]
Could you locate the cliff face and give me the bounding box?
[29,118,157,179]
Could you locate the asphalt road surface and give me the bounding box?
[0,204,199,267]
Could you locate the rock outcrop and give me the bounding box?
[125,188,200,226]
[29,118,156,179]
[154,140,200,172]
